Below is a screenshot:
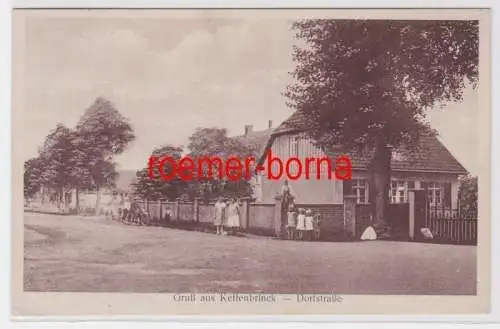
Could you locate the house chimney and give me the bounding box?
[244,125,253,136]
[268,120,273,129]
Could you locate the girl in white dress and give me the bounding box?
[225,197,241,235]
[296,208,306,240]
[286,204,297,240]
[305,209,314,241]
[214,197,226,235]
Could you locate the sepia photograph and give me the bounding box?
[11,8,491,316]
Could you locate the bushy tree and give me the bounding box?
[24,157,44,199]
[187,127,255,201]
[285,20,478,232]
[36,124,76,205]
[23,97,135,213]
[70,97,135,213]
[458,175,478,218]
[133,144,187,201]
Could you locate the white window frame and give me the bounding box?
[353,179,369,204]
[389,180,408,204]
[427,182,443,207]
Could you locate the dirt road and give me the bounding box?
[24,212,476,294]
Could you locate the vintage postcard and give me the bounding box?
[12,8,491,318]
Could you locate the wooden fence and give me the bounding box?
[135,199,278,235]
[426,208,477,245]
[133,199,346,238]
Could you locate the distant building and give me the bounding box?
[28,170,138,212]
[230,120,274,201]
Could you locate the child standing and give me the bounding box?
[286,204,297,240]
[122,195,131,223]
[313,213,321,241]
[214,197,226,235]
[305,209,314,241]
[296,208,306,240]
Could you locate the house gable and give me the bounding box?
[255,111,465,209]
[258,111,468,175]
[232,126,274,157]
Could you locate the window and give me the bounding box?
[390,181,407,203]
[427,182,443,207]
[353,179,369,204]
[343,179,369,204]
[389,180,415,204]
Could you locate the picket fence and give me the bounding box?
[426,208,477,245]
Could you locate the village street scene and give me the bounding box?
[22,15,479,294]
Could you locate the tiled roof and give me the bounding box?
[263,111,468,174]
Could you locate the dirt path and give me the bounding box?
[23,212,477,294]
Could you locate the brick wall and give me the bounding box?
[295,204,344,238]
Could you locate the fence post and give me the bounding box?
[343,195,357,239]
[409,188,427,241]
[175,198,180,221]
[145,199,149,214]
[408,190,416,240]
[273,195,282,238]
[157,200,162,221]
[242,198,250,229]
[194,198,199,223]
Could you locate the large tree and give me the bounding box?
[133,144,187,201]
[285,20,478,233]
[36,123,76,206]
[72,97,135,213]
[187,127,255,201]
[24,157,44,199]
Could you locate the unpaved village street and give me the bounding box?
[24,212,476,294]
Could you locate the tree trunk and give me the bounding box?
[59,186,64,210]
[75,187,80,215]
[369,140,392,234]
[95,186,101,216]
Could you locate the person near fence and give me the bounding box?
[214,197,226,235]
[305,209,314,241]
[122,195,131,223]
[296,208,306,240]
[164,208,173,222]
[225,197,241,235]
[281,179,296,200]
[286,204,297,240]
[129,198,140,224]
[279,180,296,238]
[313,213,321,241]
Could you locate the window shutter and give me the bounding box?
[444,182,452,208]
[343,180,353,195]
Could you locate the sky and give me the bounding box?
[22,15,481,175]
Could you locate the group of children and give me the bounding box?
[213,196,241,236]
[286,205,321,241]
